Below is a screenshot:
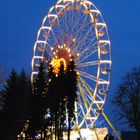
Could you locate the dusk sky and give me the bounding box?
[0,0,140,130]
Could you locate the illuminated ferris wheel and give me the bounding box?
[31,0,111,131]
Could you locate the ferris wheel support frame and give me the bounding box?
[96,103,122,140]
[77,112,122,140]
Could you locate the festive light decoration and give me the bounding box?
[50,57,67,74]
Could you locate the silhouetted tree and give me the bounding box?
[44,59,78,140]
[45,64,64,140]
[16,70,31,139]
[65,58,78,140]
[0,69,32,140]
[44,64,67,140]
[29,62,47,139]
[0,69,19,140]
[0,65,6,86]
[112,67,140,140]
[57,63,67,139]
[44,64,57,139]
[0,90,5,139]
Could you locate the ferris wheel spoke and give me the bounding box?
[76,43,98,63]
[75,25,104,58]
[57,19,64,39]
[78,100,96,128]
[64,12,74,44]
[75,23,94,53]
[44,50,53,58]
[71,15,88,52]
[75,24,97,54]
[73,38,98,63]
[77,93,88,126]
[75,17,90,43]
[79,77,105,106]
[77,78,99,128]
[73,34,97,59]
[83,39,98,54]
[44,41,52,49]
[96,94,105,105]
[76,44,98,64]
[78,86,93,124]
[71,11,85,38]
[78,76,102,107]
[77,70,97,82]
[82,33,97,50]
[78,81,94,112]
[78,83,90,111]
[55,5,66,37]
[69,5,76,35]
[74,14,88,39]
[47,17,58,42]
[70,12,85,47]
[64,6,71,37]
[77,39,109,62]
[63,4,69,34]
[49,29,59,46]
[78,76,93,97]
[78,114,88,128]
[77,60,98,68]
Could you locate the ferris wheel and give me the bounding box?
[31,0,111,131]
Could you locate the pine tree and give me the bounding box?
[0,90,5,139]
[0,69,19,140]
[45,64,59,140]
[57,63,67,139]
[45,64,66,140]
[16,70,32,139]
[65,58,78,140]
[0,69,32,140]
[44,59,78,140]
[29,62,47,139]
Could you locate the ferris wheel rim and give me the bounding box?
[31,0,111,129]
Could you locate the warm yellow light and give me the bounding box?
[67,48,70,53]
[51,58,67,74]
[60,58,67,70]
[51,59,60,74]
[77,72,80,75]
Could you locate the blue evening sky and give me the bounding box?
[0,0,140,130]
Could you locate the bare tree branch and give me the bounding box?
[112,67,140,139]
